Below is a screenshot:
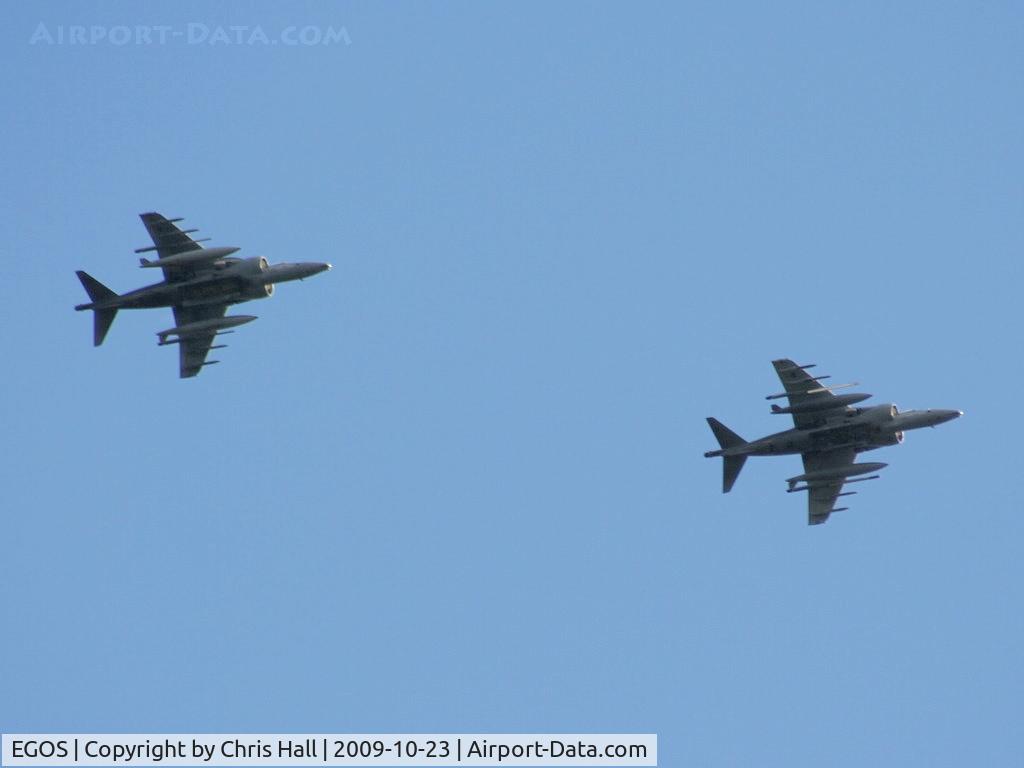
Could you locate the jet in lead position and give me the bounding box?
[704,359,961,525]
[75,213,331,377]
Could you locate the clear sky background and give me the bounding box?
[2,2,1021,766]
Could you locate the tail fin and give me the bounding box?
[705,417,749,493]
[76,271,117,304]
[75,271,119,346]
[707,417,746,450]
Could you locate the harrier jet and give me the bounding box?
[75,212,331,377]
[704,359,961,525]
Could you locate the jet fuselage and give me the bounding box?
[75,257,330,312]
[707,405,962,458]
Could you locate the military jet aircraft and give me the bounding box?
[75,212,331,377]
[704,359,961,525]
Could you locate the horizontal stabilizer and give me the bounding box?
[706,417,746,450]
[75,271,117,304]
[92,308,117,346]
[705,418,749,493]
[75,271,119,345]
[722,455,747,493]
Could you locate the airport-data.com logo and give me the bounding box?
[29,22,351,46]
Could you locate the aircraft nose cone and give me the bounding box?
[301,262,331,277]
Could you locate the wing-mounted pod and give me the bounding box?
[770,392,872,414]
[138,246,241,268]
[786,462,887,492]
[766,379,862,400]
[768,361,865,412]
[156,314,257,345]
[787,474,882,495]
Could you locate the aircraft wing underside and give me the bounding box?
[799,447,858,525]
[138,213,210,282]
[771,358,856,429]
[171,303,230,378]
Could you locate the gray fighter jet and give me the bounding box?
[704,359,961,525]
[75,213,331,377]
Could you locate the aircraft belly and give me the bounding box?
[808,425,874,450]
[756,425,877,456]
[752,441,804,456]
[174,278,243,304]
[121,287,176,309]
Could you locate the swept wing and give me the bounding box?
[168,303,233,378]
[796,447,865,526]
[770,358,858,429]
[137,212,216,282]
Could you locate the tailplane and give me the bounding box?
[75,271,119,346]
[704,417,749,493]
[721,455,748,494]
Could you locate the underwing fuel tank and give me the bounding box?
[787,462,887,488]
[771,393,872,414]
[156,314,256,344]
[139,246,241,268]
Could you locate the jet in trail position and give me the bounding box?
[75,212,331,377]
[704,359,962,525]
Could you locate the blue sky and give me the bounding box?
[2,2,1021,766]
